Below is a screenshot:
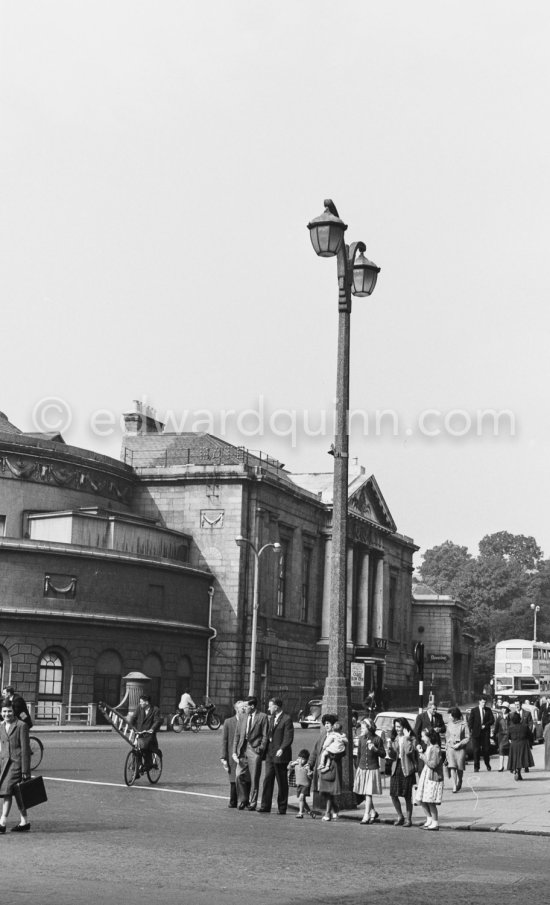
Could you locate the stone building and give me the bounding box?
[0,412,213,721]
[411,580,475,704]
[0,404,420,721]
[122,408,419,717]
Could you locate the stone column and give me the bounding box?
[373,556,385,639]
[356,551,370,644]
[346,545,354,642]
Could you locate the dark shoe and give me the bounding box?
[498,768,504,772]
[228,803,237,808]
[393,816,405,826]
[11,824,30,833]
[257,807,270,813]
[486,764,491,771]
[0,826,5,834]
[524,768,529,773]
[517,772,523,780]
[278,810,287,815]
[246,805,256,811]
[403,818,412,827]
[237,803,246,810]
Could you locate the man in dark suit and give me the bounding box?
[258,697,294,814]
[232,695,268,810]
[414,701,446,744]
[467,696,495,771]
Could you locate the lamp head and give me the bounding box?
[307,199,347,257]
[352,247,380,297]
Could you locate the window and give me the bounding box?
[301,547,312,623]
[276,539,290,618]
[37,652,64,719]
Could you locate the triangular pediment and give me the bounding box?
[348,474,396,532]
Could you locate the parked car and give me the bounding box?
[298,699,323,729]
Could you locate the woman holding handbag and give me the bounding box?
[0,701,31,832]
[445,706,470,792]
[415,727,444,830]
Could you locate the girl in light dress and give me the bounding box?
[415,727,444,831]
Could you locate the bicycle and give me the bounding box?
[29,735,44,770]
[123,735,163,787]
[171,702,221,733]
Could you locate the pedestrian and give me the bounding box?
[0,701,31,832]
[232,695,268,811]
[2,686,33,729]
[445,706,469,792]
[317,720,347,773]
[386,717,416,828]
[307,713,347,822]
[415,727,444,831]
[508,712,534,780]
[495,704,511,772]
[544,717,550,772]
[258,697,294,814]
[467,695,495,772]
[220,699,246,808]
[414,701,446,754]
[288,749,315,819]
[353,718,384,825]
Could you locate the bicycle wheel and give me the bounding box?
[171,714,185,733]
[124,749,140,786]
[207,713,221,730]
[147,750,163,784]
[29,736,44,770]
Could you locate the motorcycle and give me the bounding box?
[171,702,221,733]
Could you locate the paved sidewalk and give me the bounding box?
[315,742,550,836]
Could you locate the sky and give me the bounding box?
[1,1,549,567]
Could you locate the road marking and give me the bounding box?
[43,777,227,800]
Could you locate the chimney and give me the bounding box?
[123,401,165,434]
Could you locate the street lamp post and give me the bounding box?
[235,536,281,697]
[531,604,541,642]
[307,200,380,796]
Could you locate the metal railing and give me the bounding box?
[123,445,284,472]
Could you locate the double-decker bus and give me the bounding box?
[494,638,550,701]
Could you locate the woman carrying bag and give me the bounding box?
[0,701,31,832]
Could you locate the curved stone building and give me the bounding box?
[0,412,213,722]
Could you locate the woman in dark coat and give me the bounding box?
[508,711,534,780]
[0,701,31,831]
[307,714,347,822]
[495,704,510,772]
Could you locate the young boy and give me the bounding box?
[288,749,315,818]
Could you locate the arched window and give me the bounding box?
[37,652,64,720]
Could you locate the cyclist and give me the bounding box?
[2,686,33,730]
[127,695,163,770]
[178,689,196,729]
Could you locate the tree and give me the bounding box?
[419,541,473,596]
[418,532,549,689]
[478,532,542,570]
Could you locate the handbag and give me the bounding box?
[318,759,336,782]
[14,775,48,810]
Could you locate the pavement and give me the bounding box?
[34,722,550,836]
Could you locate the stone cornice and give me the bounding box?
[0,605,212,634]
[0,538,212,578]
